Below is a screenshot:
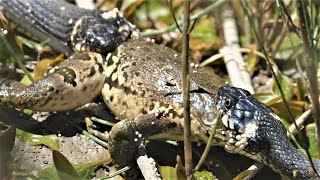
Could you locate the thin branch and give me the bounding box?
[296,0,320,161]
[90,116,115,126]
[168,0,182,33]
[101,166,131,179]
[194,111,221,171]
[85,117,109,141]
[276,0,301,38]
[188,18,198,33]
[270,25,286,59]
[182,0,192,179]
[140,0,227,37]
[81,130,109,148]
[277,0,306,92]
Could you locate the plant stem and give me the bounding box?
[296,0,320,160]
[140,0,227,37]
[182,0,192,179]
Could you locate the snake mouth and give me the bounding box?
[212,86,262,156]
[218,108,258,136]
[215,108,261,160]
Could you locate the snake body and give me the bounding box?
[0,0,136,54]
[0,0,320,179]
[215,87,320,179]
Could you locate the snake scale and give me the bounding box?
[0,0,319,179]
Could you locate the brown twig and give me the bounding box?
[296,0,320,161]
[194,111,220,171]
[181,0,192,179]
[270,25,286,59]
[277,0,300,38]
[168,0,182,33]
[141,0,227,37]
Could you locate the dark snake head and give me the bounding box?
[215,86,276,131]
[214,86,278,155]
[215,87,320,179]
[70,9,137,53]
[215,86,253,133]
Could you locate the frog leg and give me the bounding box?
[0,52,106,111]
[108,107,227,178]
[108,113,180,175]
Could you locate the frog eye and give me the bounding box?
[224,98,232,109]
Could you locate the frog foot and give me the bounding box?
[108,113,178,178]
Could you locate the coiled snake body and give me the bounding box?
[0,0,319,179]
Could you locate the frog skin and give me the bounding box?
[0,35,227,178]
[1,0,319,179]
[103,39,227,177]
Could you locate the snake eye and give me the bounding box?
[224,98,232,109]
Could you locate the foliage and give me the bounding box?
[0,0,319,179]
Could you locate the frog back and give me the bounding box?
[102,39,225,124]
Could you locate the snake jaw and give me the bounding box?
[215,86,263,158]
[221,114,246,133]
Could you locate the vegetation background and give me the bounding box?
[0,0,319,179]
